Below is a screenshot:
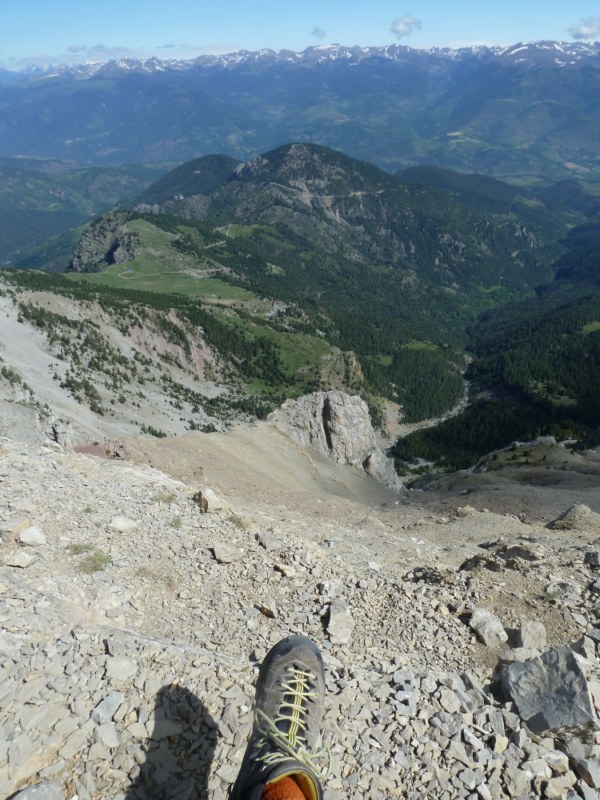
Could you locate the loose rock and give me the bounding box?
[516,619,546,651]
[212,542,243,563]
[10,782,65,800]
[2,550,37,568]
[469,608,508,648]
[108,516,138,532]
[18,526,46,547]
[501,646,598,737]
[327,599,354,644]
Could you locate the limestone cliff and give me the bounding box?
[69,212,140,273]
[270,390,402,490]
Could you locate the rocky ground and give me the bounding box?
[3,422,600,800]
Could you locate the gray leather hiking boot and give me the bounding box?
[230,635,327,800]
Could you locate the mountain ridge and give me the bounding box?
[4,145,600,456]
[7,40,600,80]
[39,143,571,427]
[2,41,599,181]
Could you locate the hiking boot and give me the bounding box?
[230,635,327,800]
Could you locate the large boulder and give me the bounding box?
[501,646,598,740]
[271,391,402,489]
[470,608,508,648]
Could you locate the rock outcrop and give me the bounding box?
[271,390,402,490]
[69,213,140,273]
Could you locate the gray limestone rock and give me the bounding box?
[18,526,47,547]
[327,599,354,644]
[104,657,137,683]
[578,785,600,800]
[148,719,184,740]
[45,419,73,449]
[91,691,124,725]
[362,449,403,491]
[271,390,402,489]
[201,488,225,511]
[543,751,570,774]
[503,767,531,797]
[95,722,120,749]
[516,620,546,651]
[544,772,577,798]
[70,212,140,272]
[10,782,65,800]
[108,516,138,532]
[2,550,37,568]
[476,784,492,800]
[212,542,243,564]
[501,646,598,738]
[274,391,377,465]
[458,767,485,790]
[570,756,600,789]
[470,608,508,648]
[256,531,284,552]
[256,598,277,618]
[572,635,596,662]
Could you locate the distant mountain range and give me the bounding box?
[6,41,599,79]
[1,41,599,181]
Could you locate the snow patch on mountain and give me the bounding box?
[10,40,600,82]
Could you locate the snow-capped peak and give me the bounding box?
[6,40,599,82]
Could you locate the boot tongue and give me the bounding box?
[263,762,322,800]
[263,775,306,800]
[291,772,319,800]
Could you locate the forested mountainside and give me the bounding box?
[392,224,600,471]
[4,143,600,463]
[57,143,586,418]
[0,158,163,263]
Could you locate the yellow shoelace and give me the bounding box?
[254,668,331,777]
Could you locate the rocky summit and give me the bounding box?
[2,414,600,800]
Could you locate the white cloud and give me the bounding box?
[66,44,131,58]
[6,43,140,67]
[568,17,600,40]
[311,26,326,40]
[390,14,422,40]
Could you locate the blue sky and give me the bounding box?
[2,1,600,69]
